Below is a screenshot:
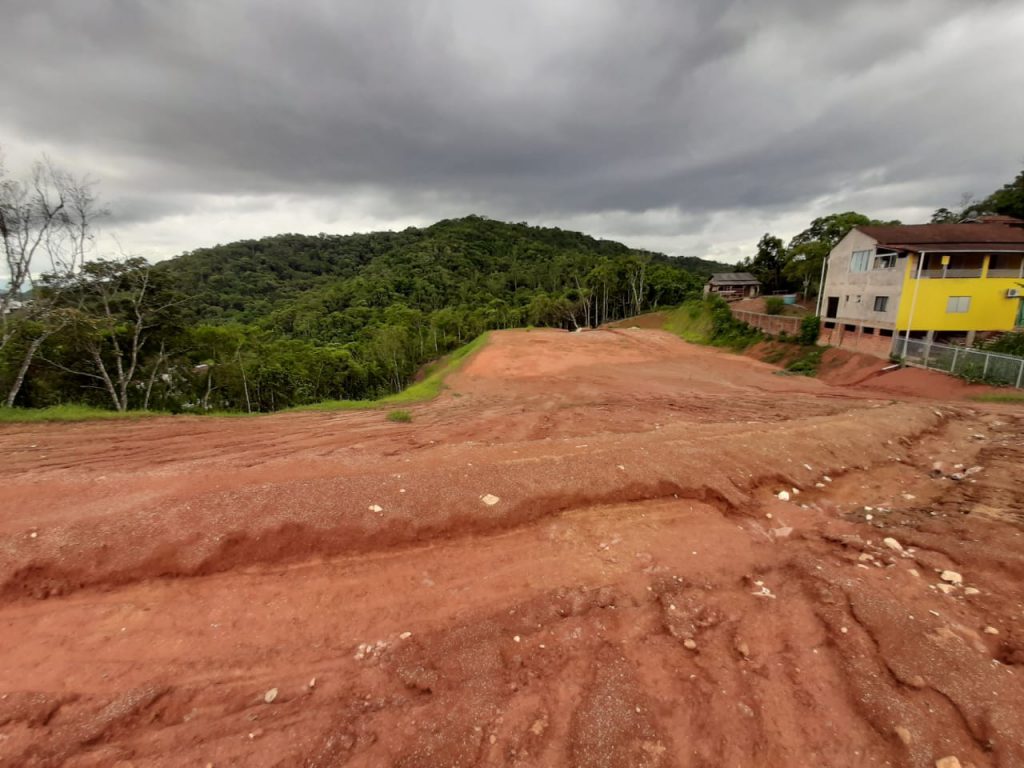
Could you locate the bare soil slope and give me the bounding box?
[0,328,1021,767]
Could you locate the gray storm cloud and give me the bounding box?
[1,0,1022,262]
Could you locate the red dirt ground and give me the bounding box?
[1,328,1022,767]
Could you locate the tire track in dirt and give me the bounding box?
[1,329,1022,766]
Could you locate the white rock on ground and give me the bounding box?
[263,688,278,704]
[935,757,962,768]
[777,490,790,502]
[940,570,963,585]
[481,494,500,506]
[883,537,903,553]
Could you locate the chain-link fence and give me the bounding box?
[898,338,1024,388]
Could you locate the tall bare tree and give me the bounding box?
[0,153,101,406]
[47,258,180,412]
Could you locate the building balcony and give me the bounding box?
[916,268,983,279]
[988,268,1024,278]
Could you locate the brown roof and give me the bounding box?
[857,221,1024,252]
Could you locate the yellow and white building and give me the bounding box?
[819,216,1024,358]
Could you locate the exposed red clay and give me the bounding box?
[0,328,1021,767]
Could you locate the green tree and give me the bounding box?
[745,234,790,293]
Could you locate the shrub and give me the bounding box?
[798,315,821,346]
[765,297,785,315]
[387,410,412,423]
[987,331,1024,357]
[785,346,825,376]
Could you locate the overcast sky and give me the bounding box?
[2,0,1022,268]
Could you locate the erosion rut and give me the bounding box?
[0,328,1021,767]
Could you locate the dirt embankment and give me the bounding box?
[0,328,1022,767]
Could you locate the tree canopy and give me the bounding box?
[3,215,728,412]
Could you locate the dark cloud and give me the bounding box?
[1,0,1021,263]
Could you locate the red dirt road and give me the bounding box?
[1,329,1022,767]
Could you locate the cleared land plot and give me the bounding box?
[0,328,1022,767]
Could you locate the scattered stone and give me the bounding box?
[823,476,832,483]
[883,537,903,553]
[804,463,813,471]
[894,725,912,745]
[908,569,920,578]
[859,553,874,562]
[765,513,772,519]
[791,488,800,495]
[840,627,848,634]
[308,677,316,689]
[683,639,697,650]
[935,757,962,768]
[263,688,278,704]
[815,482,826,488]
[902,493,916,501]
[481,494,500,506]
[865,514,873,522]
[963,587,980,596]
[399,631,412,640]
[983,626,999,636]
[773,526,793,539]
[936,584,956,595]
[368,504,383,513]
[513,635,521,643]
[736,641,750,658]
[965,466,983,476]
[777,490,790,502]
[940,570,963,585]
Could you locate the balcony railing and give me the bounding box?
[987,268,1024,278]
[916,268,983,279]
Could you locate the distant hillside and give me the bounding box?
[157,216,727,327]
[15,216,723,412]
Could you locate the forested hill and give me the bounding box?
[159,216,729,328]
[8,216,729,413]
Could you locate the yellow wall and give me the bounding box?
[897,255,1023,331]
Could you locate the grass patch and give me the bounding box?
[661,298,761,351]
[784,346,826,376]
[662,302,714,344]
[387,409,413,422]
[0,404,166,423]
[971,392,1024,403]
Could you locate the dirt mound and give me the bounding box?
[816,347,892,386]
[1,329,1022,766]
[858,365,1011,401]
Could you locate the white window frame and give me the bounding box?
[946,296,971,314]
[850,250,873,272]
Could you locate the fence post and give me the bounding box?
[951,346,959,375]
[1017,358,1023,389]
[923,340,931,368]
[983,354,990,379]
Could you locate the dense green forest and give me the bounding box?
[4,158,1020,415]
[1,203,728,412]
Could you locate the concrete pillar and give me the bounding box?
[965,330,976,346]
